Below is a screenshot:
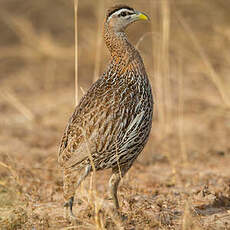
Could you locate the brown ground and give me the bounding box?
[0,0,230,229]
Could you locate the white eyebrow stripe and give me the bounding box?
[107,9,134,21]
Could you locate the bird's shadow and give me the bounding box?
[194,194,230,216]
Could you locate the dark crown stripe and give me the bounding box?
[107,5,134,18]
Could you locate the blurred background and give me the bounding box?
[0,0,230,229]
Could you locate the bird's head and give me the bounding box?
[105,5,149,32]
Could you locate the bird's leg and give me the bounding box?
[109,166,130,221]
[64,196,75,218]
[109,172,121,210]
[64,165,91,219]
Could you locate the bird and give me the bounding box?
[58,5,153,218]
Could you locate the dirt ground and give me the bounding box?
[0,0,230,229]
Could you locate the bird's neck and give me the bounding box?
[103,24,136,61]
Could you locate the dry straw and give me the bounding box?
[0,89,35,121]
[93,0,105,83]
[175,9,230,108]
[74,0,79,105]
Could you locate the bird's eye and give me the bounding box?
[120,12,127,17]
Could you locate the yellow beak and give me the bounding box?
[136,11,150,21]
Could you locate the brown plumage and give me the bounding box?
[58,5,153,218]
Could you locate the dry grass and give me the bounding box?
[0,0,230,229]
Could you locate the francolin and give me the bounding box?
[58,5,153,218]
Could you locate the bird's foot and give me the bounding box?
[117,211,127,221]
[111,208,127,222]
